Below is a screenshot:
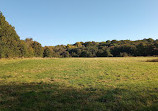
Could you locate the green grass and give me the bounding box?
[0,57,158,111]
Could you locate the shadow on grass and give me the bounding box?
[146,59,158,62]
[98,88,158,111]
[0,82,158,111]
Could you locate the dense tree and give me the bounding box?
[24,38,34,57]
[97,48,113,57]
[18,40,28,57]
[43,46,53,57]
[60,51,70,57]
[31,41,43,57]
[0,12,24,58]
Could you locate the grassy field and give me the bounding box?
[0,57,158,111]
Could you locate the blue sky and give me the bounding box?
[0,0,158,46]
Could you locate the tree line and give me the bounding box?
[0,12,158,58]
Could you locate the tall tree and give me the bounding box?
[0,12,25,58]
[31,41,43,57]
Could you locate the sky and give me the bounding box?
[0,0,158,46]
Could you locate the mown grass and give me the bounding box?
[0,57,158,111]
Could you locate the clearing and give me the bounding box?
[0,57,158,111]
